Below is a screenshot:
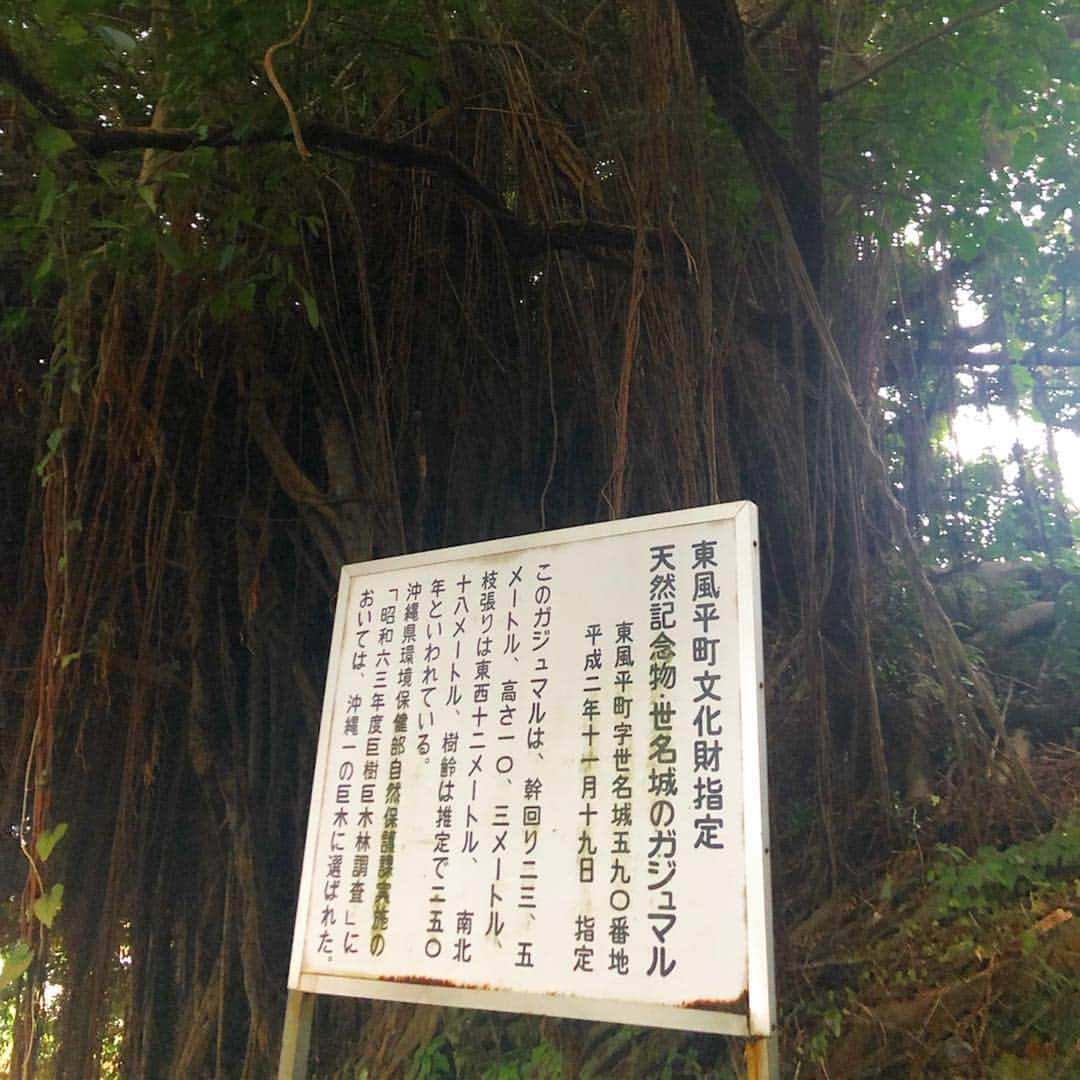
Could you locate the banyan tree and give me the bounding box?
[1,0,1076,1075]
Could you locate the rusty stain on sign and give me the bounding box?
[680,991,748,1013]
[376,973,492,991]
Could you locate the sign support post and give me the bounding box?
[745,1032,780,1079]
[277,989,313,1080]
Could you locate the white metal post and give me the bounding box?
[277,988,314,1080]
[745,1032,780,1079]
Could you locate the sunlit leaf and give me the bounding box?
[0,941,33,993]
[33,883,64,929]
[36,821,69,862]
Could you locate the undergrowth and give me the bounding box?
[791,791,1079,1077]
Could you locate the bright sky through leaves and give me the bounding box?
[950,293,1079,507]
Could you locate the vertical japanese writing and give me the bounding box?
[515,773,540,969]
[608,619,634,976]
[690,540,725,851]
[529,564,551,755]
[475,568,497,953]
[573,623,602,973]
[517,563,551,964]
[485,568,520,950]
[370,587,400,956]
[424,577,448,959]
[335,595,371,961]
[345,587,376,927]
[320,589,372,961]
[454,571,476,964]
[646,545,677,978]
[430,727,457,956]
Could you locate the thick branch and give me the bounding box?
[958,348,1080,370]
[944,328,1080,369]
[674,0,821,275]
[0,36,659,260]
[78,123,654,258]
[0,31,76,127]
[749,0,799,45]
[80,121,507,211]
[246,400,343,573]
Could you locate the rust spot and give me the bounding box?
[680,990,747,1014]
[375,973,494,992]
[743,1036,776,1079]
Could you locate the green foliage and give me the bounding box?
[405,1025,563,1080]
[407,1035,453,1080]
[928,813,1080,917]
[522,1039,562,1080]
[34,124,75,158]
[0,943,33,996]
[478,1038,562,1080]
[922,451,1073,566]
[35,822,68,863]
[32,884,64,930]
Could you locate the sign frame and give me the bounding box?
[283,502,775,1066]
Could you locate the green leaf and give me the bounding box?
[49,41,93,85]
[33,883,64,929]
[35,125,76,158]
[36,821,69,862]
[953,229,980,262]
[35,425,65,477]
[879,873,894,905]
[59,17,88,44]
[299,287,320,329]
[137,185,157,214]
[95,25,137,53]
[0,941,33,993]
[157,233,186,272]
[37,167,58,225]
[1011,131,1038,170]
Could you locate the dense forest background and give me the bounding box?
[1,0,1077,1076]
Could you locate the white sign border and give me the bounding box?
[287,501,775,1038]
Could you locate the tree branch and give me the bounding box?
[749,0,799,46]
[958,348,1080,370]
[0,30,77,128]
[79,121,508,212]
[821,0,1019,103]
[674,0,822,275]
[946,326,1080,369]
[79,121,659,256]
[0,33,660,262]
[0,33,681,263]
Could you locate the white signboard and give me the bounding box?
[287,503,774,1037]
